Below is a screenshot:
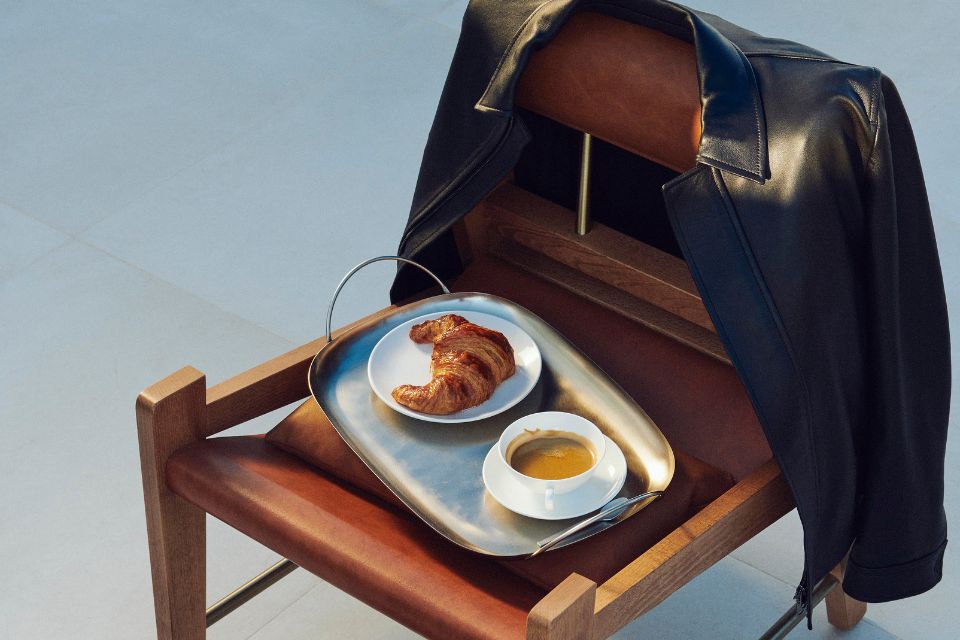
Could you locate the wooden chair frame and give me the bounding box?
[137,180,867,639]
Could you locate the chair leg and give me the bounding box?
[136,367,208,640]
[826,562,867,630]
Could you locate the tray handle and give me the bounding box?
[326,255,450,342]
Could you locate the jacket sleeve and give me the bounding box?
[842,73,951,602]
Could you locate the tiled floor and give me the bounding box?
[0,1,955,638]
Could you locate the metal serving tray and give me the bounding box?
[308,264,674,558]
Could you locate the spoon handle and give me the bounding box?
[529,490,664,558]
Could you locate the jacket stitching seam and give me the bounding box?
[663,167,702,189]
[744,51,839,63]
[868,69,881,128]
[865,68,883,168]
[708,168,823,525]
[697,152,728,166]
[735,47,764,176]
[697,153,759,182]
[848,538,947,574]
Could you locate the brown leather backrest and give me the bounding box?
[516,12,700,173]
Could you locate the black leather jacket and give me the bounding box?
[389,0,950,616]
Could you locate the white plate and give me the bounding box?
[482,436,628,520]
[367,311,542,423]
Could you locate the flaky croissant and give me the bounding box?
[392,314,515,415]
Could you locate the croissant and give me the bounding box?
[392,314,516,415]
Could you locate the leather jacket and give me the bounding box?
[389,0,951,617]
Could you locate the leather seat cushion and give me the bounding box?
[167,436,542,640]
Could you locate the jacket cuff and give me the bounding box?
[843,539,947,603]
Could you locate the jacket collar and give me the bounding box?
[474,1,769,184]
[688,12,769,183]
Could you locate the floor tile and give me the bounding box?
[430,1,469,31]
[933,215,960,414]
[863,576,959,640]
[0,240,296,639]
[916,83,960,227]
[612,558,895,639]
[206,519,320,640]
[248,557,896,640]
[0,0,411,234]
[730,509,806,585]
[0,203,69,281]
[81,18,459,344]
[371,0,457,20]
[248,579,421,639]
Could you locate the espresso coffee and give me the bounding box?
[506,429,597,480]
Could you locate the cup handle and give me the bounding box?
[544,485,555,511]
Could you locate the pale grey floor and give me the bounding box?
[0,1,955,638]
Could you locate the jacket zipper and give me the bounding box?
[794,581,807,615]
[666,168,818,630]
[794,567,813,629]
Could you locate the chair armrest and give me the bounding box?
[202,306,395,437]
[204,337,327,437]
[526,460,793,639]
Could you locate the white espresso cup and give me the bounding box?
[495,411,606,512]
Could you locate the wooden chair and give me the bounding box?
[136,12,867,639]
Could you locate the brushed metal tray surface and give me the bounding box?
[308,292,675,557]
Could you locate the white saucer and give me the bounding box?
[367,311,542,423]
[482,435,628,520]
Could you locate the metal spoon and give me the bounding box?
[528,491,664,558]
